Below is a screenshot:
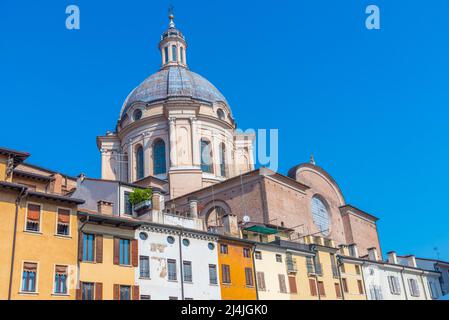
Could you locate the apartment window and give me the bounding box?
[245,268,254,287]
[222,264,231,284]
[355,265,361,275]
[369,284,383,300]
[168,259,177,281]
[21,262,37,292]
[306,256,315,273]
[357,280,364,294]
[278,274,287,293]
[57,208,70,236]
[119,239,130,265]
[54,265,68,294]
[220,244,228,254]
[255,251,262,260]
[82,233,95,262]
[428,281,438,299]
[124,192,133,215]
[81,282,95,300]
[340,263,346,274]
[256,272,266,291]
[408,278,420,297]
[335,283,342,298]
[309,278,317,296]
[388,275,401,295]
[26,204,40,232]
[120,285,131,300]
[243,248,250,258]
[342,278,348,293]
[183,261,193,282]
[317,281,326,296]
[209,264,218,285]
[139,256,150,278]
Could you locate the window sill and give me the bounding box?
[184,281,194,284]
[119,264,133,268]
[139,277,151,280]
[209,283,219,286]
[167,279,178,283]
[52,293,70,297]
[19,291,39,295]
[23,230,42,235]
[55,234,72,239]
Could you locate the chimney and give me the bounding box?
[387,251,398,264]
[152,188,162,211]
[97,200,113,215]
[188,196,199,218]
[367,247,379,261]
[348,244,359,258]
[222,214,239,237]
[405,255,417,268]
[50,173,63,194]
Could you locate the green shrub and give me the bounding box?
[128,188,153,205]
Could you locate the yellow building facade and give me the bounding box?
[0,148,83,300]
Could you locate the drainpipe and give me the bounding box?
[178,231,184,300]
[251,244,259,300]
[336,257,345,300]
[8,186,27,300]
[400,267,408,300]
[419,271,429,300]
[360,262,368,300]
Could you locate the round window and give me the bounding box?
[167,236,175,244]
[139,232,148,240]
[133,109,143,121]
[182,239,190,247]
[311,196,330,235]
[208,242,215,250]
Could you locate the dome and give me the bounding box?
[120,66,228,120]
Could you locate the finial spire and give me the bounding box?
[168,5,175,28]
[310,153,316,165]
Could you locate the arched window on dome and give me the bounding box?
[135,145,144,180]
[164,47,169,64]
[172,45,177,62]
[217,108,225,120]
[153,139,166,175]
[180,47,184,64]
[200,139,213,174]
[219,143,226,177]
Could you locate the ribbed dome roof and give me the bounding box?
[120,66,228,119]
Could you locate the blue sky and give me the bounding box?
[1,0,448,260]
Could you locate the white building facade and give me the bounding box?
[136,223,221,300]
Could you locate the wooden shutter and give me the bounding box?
[278,274,287,293]
[342,278,348,293]
[357,280,364,294]
[257,272,266,291]
[113,284,120,300]
[309,278,317,296]
[78,233,84,261]
[288,276,297,294]
[95,282,103,300]
[27,204,40,221]
[113,238,120,265]
[76,286,82,300]
[132,285,140,300]
[335,283,342,298]
[95,235,103,263]
[131,239,138,267]
[58,209,70,223]
[318,281,326,296]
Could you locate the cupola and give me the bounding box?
[159,10,187,69]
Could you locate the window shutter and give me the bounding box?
[78,233,84,261]
[113,284,120,300]
[96,235,103,263]
[27,204,40,221]
[358,280,364,294]
[131,239,138,267]
[288,276,297,294]
[318,281,325,296]
[76,287,82,300]
[58,209,70,223]
[95,282,103,300]
[113,238,120,265]
[335,283,342,298]
[132,285,140,300]
[309,279,317,296]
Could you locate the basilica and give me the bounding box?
[97,13,380,257]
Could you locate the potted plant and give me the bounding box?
[129,188,153,213]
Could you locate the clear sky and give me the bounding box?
[1,0,448,260]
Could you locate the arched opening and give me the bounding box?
[180,47,184,64]
[164,46,169,64]
[219,143,226,177]
[135,145,144,180]
[206,206,227,229]
[217,108,225,120]
[153,139,166,175]
[171,45,177,62]
[200,139,213,174]
[311,195,331,236]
